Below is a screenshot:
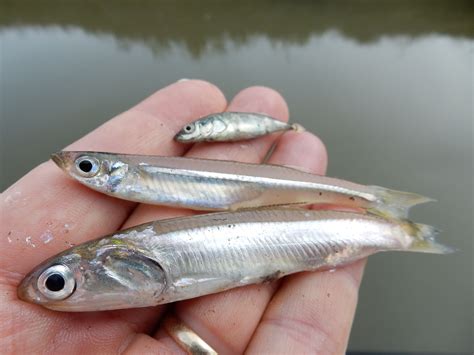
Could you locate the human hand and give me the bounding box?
[1,80,365,354]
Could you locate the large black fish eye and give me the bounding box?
[45,273,65,292]
[78,160,93,173]
[185,124,193,132]
[75,156,100,177]
[37,264,76,300]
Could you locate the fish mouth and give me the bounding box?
[173,131,188,142]
[17,273,41,305]
[16,279,30,302]
[51,151,73,170]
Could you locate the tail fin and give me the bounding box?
[368,185,435,219]
[402,222,455,254]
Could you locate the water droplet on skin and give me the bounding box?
[4,191,22,204]
[63,223,74,233]
[6,230,22,244]
[25,236,36,248]
[40,230,54,244]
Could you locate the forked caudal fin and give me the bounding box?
[402,222,455,254]
[368,185,436,219]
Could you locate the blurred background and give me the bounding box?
[0,0,472,353]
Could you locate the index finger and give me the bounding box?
[0,80,227,275]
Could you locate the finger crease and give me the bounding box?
[259,315,341,353]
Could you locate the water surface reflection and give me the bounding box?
[1,0,473,56]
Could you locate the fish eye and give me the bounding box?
[184,124,195,133]
[37,264,76,300]
[46,274,65,291]
[75,156,100,177]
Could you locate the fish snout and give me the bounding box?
[174,129,192,142]
[51,151,74,170]
[17,274,40,304]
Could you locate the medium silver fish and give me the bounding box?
[17,209,451,312]
[174,112,304,142]
[51,151,432,219]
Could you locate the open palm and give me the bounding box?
[1,80,365,354]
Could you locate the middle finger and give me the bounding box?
[154,131,328,354]
[119,87,289,351]
[122,85,290,228]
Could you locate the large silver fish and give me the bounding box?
[17,209,451,312]
[174,112,304,143]
[51,151,432,219]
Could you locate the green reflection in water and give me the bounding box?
[1,0,473,57]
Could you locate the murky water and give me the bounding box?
[1,1,472,352]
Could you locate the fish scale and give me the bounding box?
[18,208,451,311]
[174,112,302,143]
[51,151,434,218]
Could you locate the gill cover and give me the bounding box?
[19,246,167,312]
[68,247,167,312]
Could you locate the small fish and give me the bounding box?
[17,209,451,312]
[174,112,304,143]
[51,151,433,219]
